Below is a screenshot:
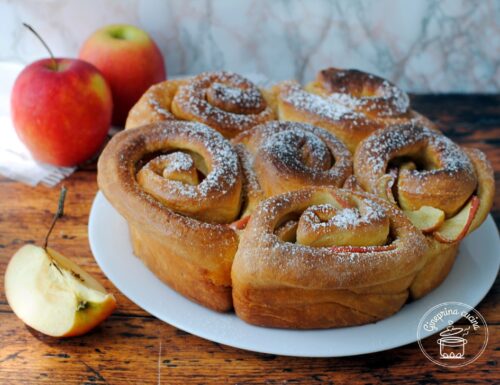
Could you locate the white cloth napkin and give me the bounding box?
[0,61,75,187]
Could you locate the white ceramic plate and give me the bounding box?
[88,192,499,357]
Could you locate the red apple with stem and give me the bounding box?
[79,24,166,126]
[11,24,113,167]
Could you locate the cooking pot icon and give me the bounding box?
[437,325,470,359]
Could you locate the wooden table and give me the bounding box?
[1,95,499,384]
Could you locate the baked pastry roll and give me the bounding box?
[354,123,495,298]
[126,71,275,138]
[98,121,243,311]
[125,79,187,129]
[232,120,352,216]
[273,67,432,152]
[231,187,427,328]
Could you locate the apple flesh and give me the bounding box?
[376,174,397,205]
[80,24,166,125]
[330,244,396,253]
[11,58,112,166]
[4,244,116,337]
[404,206,445,233]
[229,215,250,231]
[434,196,480,243]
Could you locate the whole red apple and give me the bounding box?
[11,58,113,166]
[79,24,166,126]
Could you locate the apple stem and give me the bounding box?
[22,23,57,70]
[44,186,67,250]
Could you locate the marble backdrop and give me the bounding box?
[1,0,498,92]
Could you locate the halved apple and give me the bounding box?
[4,244,116,337]
[404,206,445,233]
[434,196,480,243]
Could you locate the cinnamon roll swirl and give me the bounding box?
[126,71,275,137]
[354,123,495,298]
[231,187,427,328]
[98,121,243,311]
[110,67,496,327]
[232,121,352,216]
[171,71,275,137]
[125,79,187,129]
[274,67,432,152]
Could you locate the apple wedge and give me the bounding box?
[404,206,445,234]
[229,215,250,231]
[5,187,116,337]
[376,174,397,205]
[5,244,116,337]
[434,196,480,243]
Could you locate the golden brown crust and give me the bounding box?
[354,123,477,216]
[310,68,410,119]
[231,187,427,328]
[410,238,458,299]
[125,79,188,129]
[272,67,427,152]
[104,68,495,327]
[129,224,233,311]
[274,80,378,152]
[233,284,410,328]
[171,71,276,138]
[97,121,242,311]
[126,72,275,138]
[233,121,352,206]
[353,124,495,298]
[464,148,495,233]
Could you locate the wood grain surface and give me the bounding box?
[0,95,499,384]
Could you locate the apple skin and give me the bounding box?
[5,244,116,337]
[11,58,112,166]
[330,244,396,253]
[79,24,166,125]
[229,215,250,231]
[434,195,480,243]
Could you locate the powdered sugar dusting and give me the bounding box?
[300,198,386,230]
[318,69,410,117]
[162,152,194,173]
[148,96,174,118]
[236,189,426,288]
[262,129,332,172]
[281,82,364,122]
[173,71,274,135]
[234,144,263,197]
[361,123,474,176]
[209,82,263,110]
[239,121,352,184]
[135,122,240,201]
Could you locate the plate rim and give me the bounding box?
[88,191,500,357]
